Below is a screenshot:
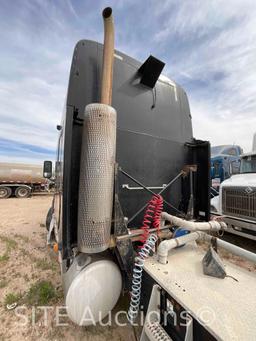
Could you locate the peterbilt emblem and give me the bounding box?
[245,187,253,194]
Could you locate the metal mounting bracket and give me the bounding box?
[122,184,167,191]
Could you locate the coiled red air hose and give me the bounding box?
[140,194,163,244]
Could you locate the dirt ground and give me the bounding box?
[0,196,138,341]
[0,196,255,341]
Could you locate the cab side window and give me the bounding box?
[228,148,237,156]
[222,147,237,156]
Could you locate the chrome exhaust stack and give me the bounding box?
[101,6,114,106]
[77,7,116,253]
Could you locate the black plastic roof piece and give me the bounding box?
[138,55,165,88]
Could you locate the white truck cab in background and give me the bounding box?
[211,134,256,240]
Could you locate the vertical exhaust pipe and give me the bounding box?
[65,8,122,328]
[101,7,114,105]
[77,8,117,254]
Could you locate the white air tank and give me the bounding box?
[65,257,122,326]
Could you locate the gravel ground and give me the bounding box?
[0,196,138,341]
[0,196,255,340]
[198,232,256,273]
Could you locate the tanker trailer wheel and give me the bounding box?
[15,186,31,198]
[0,187,12,199]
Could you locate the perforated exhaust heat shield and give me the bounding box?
[78,103,116,253]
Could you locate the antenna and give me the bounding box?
[252,133,256,152]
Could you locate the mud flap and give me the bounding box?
[47,213,57,245]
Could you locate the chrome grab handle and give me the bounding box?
[122,184,167,191]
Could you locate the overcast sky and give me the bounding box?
[0,0,255,164]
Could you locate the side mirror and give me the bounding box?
[43,161,52,179]
[229,160,240,175]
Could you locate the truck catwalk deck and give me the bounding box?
[142,243,256,340]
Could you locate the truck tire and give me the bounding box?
[15,186,31,198]
[46,206,53,231]
[0,187,12,199]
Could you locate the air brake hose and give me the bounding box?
[140,194,163,244]
[128,195,163,323]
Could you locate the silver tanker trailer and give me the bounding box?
[0,162,48,198]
